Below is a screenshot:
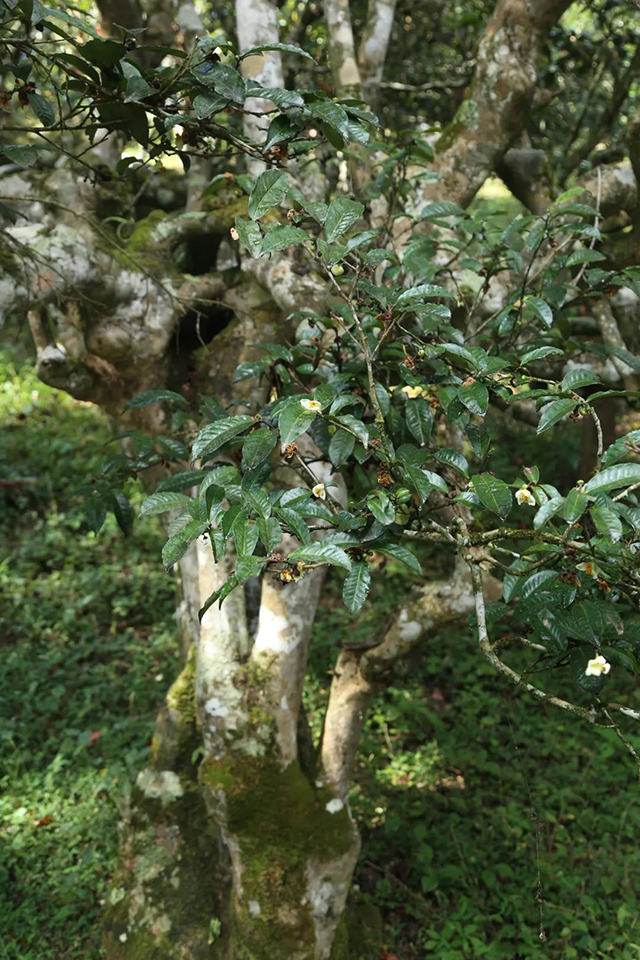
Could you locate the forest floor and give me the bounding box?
[2,346,640,960]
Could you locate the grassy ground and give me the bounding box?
[2,350,640,960]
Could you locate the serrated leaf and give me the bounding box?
[367,491,395,525]
[242,427,277,470]
[140,491,191,516]
[343,561,371,613]
[162,533,190,570]
[192,416,254,461]
[375,539,422,574]
[193,93,228,118]
[471,474,512,519]
[310,101,350,141]
[288,542,352,571]
[562,488,588,523]
[112,492,134,536]
[401,464,433,503]
[324,197,364,242]
[533,496,565,530]
[125,389,187,409]
[458,380,488,417]
[275,507,310,544]
[257,516,282,552]
[518,346,565,365]
[561,367,601,391]
[583,463,640,496]
[602,429,640,468]
[261,225,308,254]
[240,41,314,61]
[248,169,289,220]
[523,296,553,327]
[420,201,464,219]
[405,398,432,446]
[396,283,455,305]
[27,91,55,126]
[432,448,468,476]
[334,414,369,447]
[590,502,623,542]
[329,428,356,467]
[537,399,577,435]
[277,400,318,449]
[232,515,260,557]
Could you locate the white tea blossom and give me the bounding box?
[577,560,602,580]
[585,654,611,677]
[312,483,326,500]
[515,488,536,507]
[300,398,322,412]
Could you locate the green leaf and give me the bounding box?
[162,533,190,570]
[324,197,364,242]
[432,448,468,476]
[602,429,640,467]
[471,474,512,519]
[420,201,464,219]
[562,488,588,523]
[518,346,565,365]
[590,502,623,542]
[396,283,455,305]
[329,428,356,467]
[125,389,187,409]
[2,144,39,167]
[27,92,55,127]
[232,515,260,557]
[234,216,263,258]
[277,400,318,449]
[140,491,191,516]
[242,427,277,470]
[124,74,153,102]
[367,491,395,525]
[248,170,289,220]
[537,399,577,435]
[583,463,640,496]
[257,516,282,552]
[343,561,371,613]
[334,414,369,447]
[241,484,272,519]
[405,398,432,446]
[288,542,352,571]
[533,496,565,530]
[239,41,314,61]
[561,367,601,391]
[275,506,310,544]
[310,101,350,141]
[81,38,126,68]
[193,93,228,118]
[206,62,245,102]
[401,464,433,503]
[261,225,309,254]
[374,539,422,574]
[457,380,488,417]
[84,494,107,534]
[565,248,606,267]
[192,416,254,461]
[112,492,134,536]
[523,296,553,328]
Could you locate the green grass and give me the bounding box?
[2,350,640,960]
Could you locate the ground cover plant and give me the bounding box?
[2,0,640,957]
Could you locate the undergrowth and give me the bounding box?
[2,350,640,959]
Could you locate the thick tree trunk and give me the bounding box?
[422,0,574,209]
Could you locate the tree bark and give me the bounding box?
[422,0,574,209]
[357,0,397,110]
[322,0,362,100]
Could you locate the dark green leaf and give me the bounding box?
[343,561,371,613]
[192,415,254,461]
[471,474,512,519]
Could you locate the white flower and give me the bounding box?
[230,227,239,241]
[577,560,602,580]
[585,654,611,677]
[515,488,536,507]
[119,933,128,944]
[300,398,322,412]
[312,483,326,500]
[325,798,344,814]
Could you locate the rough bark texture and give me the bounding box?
[322,0,362,99]
[357,0,397,108]
[236,0,285,174]
[422,0,574,209]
